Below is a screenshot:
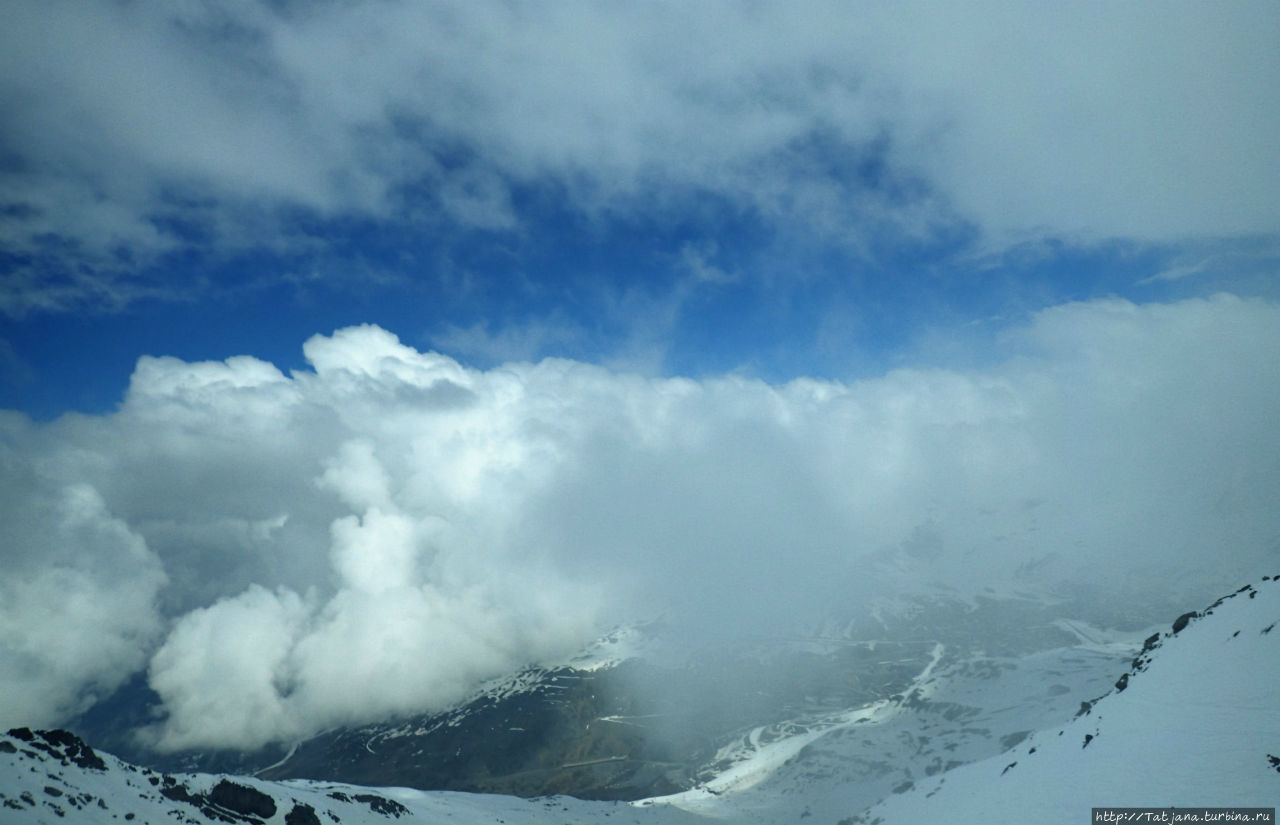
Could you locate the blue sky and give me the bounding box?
[3,1,1277,418]
[2,1,1280,747]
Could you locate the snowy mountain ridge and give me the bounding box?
[0,726,704,825]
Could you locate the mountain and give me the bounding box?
[855,575,1280,823]
[239,619,948,800]
[7,578,1274,823]
[0,726,708,825]
[158,592,1125,801]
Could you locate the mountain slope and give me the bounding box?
[252,623,944,800]
[0,727,712,825]
[6,580,1275,823]
[856,575,1280,823]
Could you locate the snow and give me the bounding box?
[1054,617,1165,653]
[864,577,1280,822]
[0,736,708,825]
[4,579,1276,824]
[255,740,298,775]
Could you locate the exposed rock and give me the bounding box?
[208,779,277,820]
[352,793,410,818]
[159,783,201,806]
[1171,611,1198,635]
[6,729,109,771]
[285,801,324,825]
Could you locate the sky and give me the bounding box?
[1,1,1279,752]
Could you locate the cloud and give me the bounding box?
[0,469,166,728]
[2,295,1278,748]
[1138,261,1209,286]
[3,1,1276,312]
[865,2,1280,244]
[146,585,308,751]
[429,316,586,368]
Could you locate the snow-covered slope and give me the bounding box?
[639,611,1146,823]
[0,726,710,825]
[858,576,1280,822]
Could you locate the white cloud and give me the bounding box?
[146,585,308,752]
[1138,261,1208,286]
[429,316,586,367]
[3,1,1276,310]
[0,476,166,729]
[2,295,1278,748]
[855,2,1280,243]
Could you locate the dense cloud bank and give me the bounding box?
[2,294,1278,749]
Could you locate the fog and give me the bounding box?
[2,294,1278,749]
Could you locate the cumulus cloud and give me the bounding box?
[147,585,309,751]
[2,1,1276,311]
[0,468,166,728]
[2,295,1278,748]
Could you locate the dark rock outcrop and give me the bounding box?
[5,728,106,771]
[208,779,278,820]
[285,801,324,825]
[352,793,410,818]
[1171,611,1198,635]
